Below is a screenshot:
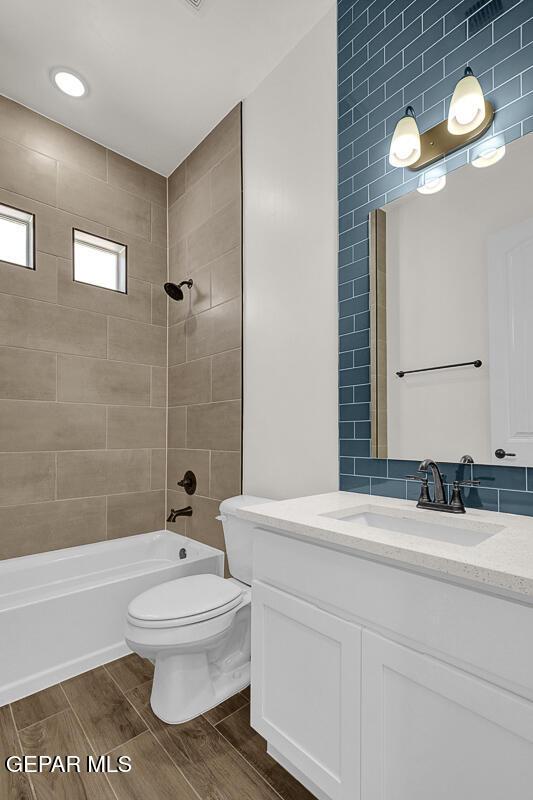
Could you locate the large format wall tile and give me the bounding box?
[0,251,57,303]
[58,355,151,405]
[0,497,107,559]
[107,490,165,538]
[211,247,242,306]
[0,294,107,357]
[187,199,241,271]
[0,400,106,452]
[0,452,55,506]
[0,137,57,204]
[167,448,210,496]
[107,227,167,285]
[0,95,106,179]
[186,105,241,187]
[107,151,166,207]
[212,348,241,401]
[165,104,243,543]
[0,346,57,401]
[211,148,241,213]
[186,297,241,360]
[168,358,211,406]
[210,451,242,501]
[57,258,152,323]
[0,96,170,558]
[107,406,166,449]
[187,401,241,451]
[57,164,151,239]
[108,317,166,366]
[57,450,151,498]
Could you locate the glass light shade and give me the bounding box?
[52,70,87,97]
[448,72,485,135]
[389,111,421,167]
[471,144,506,168]
[417,174,446,195]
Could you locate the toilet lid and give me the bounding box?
[128,574,242,622]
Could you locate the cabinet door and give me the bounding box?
[362,630,533,800]
[252,581,361,800]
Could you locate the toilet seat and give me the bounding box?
[127,574,243,629]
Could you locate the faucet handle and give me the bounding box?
[455,479,480,487]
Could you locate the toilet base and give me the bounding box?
[150,652,250,724]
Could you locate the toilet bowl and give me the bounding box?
[125,494,269,724]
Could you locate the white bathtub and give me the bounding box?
[0,530,224,706]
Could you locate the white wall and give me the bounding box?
[242,7,338,500]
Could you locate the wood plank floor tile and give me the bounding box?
[240,686,250,701]
[61,666,146,753]
[11,685,69,731]
[105,653,154,693]
[203,692,249,726]
[19,709,115,800]
[0,705,33,800]
[107,730,198,800]
[127,682,281,800]
[217,705,316,800]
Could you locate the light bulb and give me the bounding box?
[389,107,421,168]
[471,144,506,168]
[448,68,485,135]
[417,174,446,195]
[51,69,87,98]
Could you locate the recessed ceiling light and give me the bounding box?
[51,68,88,98]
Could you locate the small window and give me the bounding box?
[0,204,34,269]
[73,230,127,293]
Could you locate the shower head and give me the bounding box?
[164,279,193,301]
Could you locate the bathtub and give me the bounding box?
[0,531,224,706]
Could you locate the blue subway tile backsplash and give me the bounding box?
[337,0,533,516]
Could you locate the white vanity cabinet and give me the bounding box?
[361,630,533,800]
[252,581,361,800]
[250,527,533,800]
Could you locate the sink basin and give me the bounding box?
[321,506,503,546]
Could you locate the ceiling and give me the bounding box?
[0,0,334,175]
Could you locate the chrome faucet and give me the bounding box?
[407,459,479,514]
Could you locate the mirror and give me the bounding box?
[370,133,533,467]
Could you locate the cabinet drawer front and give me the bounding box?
[362,630,533,800]
[252,580,361,800]
[254,528,533,697]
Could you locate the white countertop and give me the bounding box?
[235,492,533,602]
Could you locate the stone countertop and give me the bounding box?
[235,492,533,603]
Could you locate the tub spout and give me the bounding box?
[167,506,193,523]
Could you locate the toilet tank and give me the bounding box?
[218,495,271,585]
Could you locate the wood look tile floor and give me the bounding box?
[0,654,315,800]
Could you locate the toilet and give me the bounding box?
[125,495,269,724]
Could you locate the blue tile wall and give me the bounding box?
[337,0,533,516]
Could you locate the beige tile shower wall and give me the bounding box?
[166,105,242,554]
[0,95,167,559]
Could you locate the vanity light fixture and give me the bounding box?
[472,144,506,168]
[417,173,446,195]
[389,66,494,172]
[51,68,88,98]
[448,67,486,135]
[388,106,421,168]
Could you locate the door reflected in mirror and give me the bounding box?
[370,133,533,467]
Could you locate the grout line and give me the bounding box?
[8,704,38,800]
[209,698,249,728]
[212,714,290,800]
[111,674,204,800]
